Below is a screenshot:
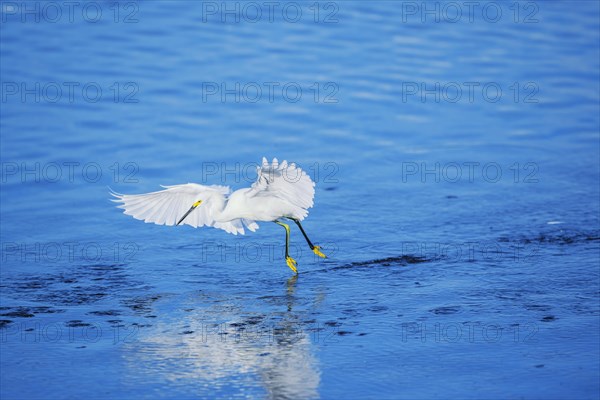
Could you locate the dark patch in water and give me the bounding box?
[0,307,35,318]
[122,295,162,315]
[316,255,432,274]
[245,316,263,325]
[337,331,352,336]
[515,228,600,246]
[30,306,65,314]
[0,320,13,328]
[1,264,137,310]
[535,364,545,368]
[541,316,557,322]
[181,330,194,335]
[88,310,122,316]
[430,306,461,315]
[65,320,91,327]
[352,255,430,267]
[368,306,389,313]
[325,321,341,327]
[446,195,458,199]
[89,264,123,272]
[16,280,50,290]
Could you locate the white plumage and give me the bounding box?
[110,157,315,236]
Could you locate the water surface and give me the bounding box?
[1,1,599,399]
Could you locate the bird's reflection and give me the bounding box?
[122,275,321,399]
[286,275,298,311]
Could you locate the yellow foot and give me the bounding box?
[286,256,298,274]
[312,246,327,258]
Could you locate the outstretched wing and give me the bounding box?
[110,183,246,235]
[248,157,316,220]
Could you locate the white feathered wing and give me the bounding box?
[247,157,315,221]
[110,183,248,235]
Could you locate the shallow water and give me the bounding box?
[1,1,599,399]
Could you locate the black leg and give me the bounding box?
[287,218,326,258]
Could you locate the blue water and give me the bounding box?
[1,1,599,399]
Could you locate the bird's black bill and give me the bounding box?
[176,200,202,225]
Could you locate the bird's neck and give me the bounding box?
[213,190,245,222]
[210,195,233,222]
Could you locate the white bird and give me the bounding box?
[110,157,326,273]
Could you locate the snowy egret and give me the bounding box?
[110,157,326,274]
